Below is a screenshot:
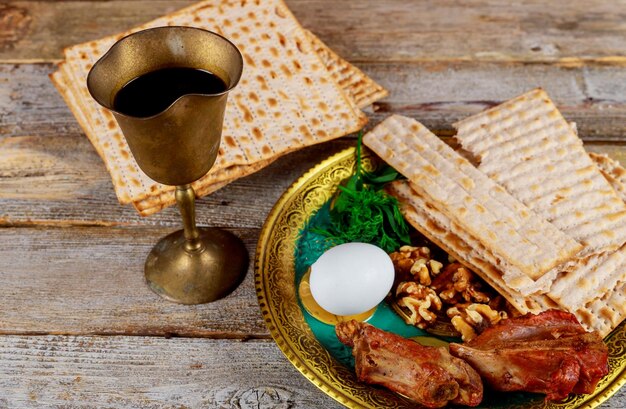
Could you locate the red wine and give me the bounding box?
[113,67,227,118]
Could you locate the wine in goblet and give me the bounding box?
[87,26,247,304]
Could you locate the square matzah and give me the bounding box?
[51,0,376,214]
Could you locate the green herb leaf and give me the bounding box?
[363,165,405,189]
[307,131,410,254]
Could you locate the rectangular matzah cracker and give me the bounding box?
[580,281,625,337]
[56,0,367,207]
[363,115,582,294]
[387,180,558,316]
[453,90,626,335]
[453,88,626,256]
[52,41,383,215]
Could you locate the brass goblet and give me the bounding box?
[87,27,247,304]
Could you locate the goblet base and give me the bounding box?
[144,227,248,304]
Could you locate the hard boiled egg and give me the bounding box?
[309,242,394,316]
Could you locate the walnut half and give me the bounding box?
[432,263,491,305]
[396,282,442,329]
[447,303,508,341]
[389,245,442,285]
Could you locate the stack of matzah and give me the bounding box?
[51,0,387,216]
[454,89,626,256]
[363,91,626,337]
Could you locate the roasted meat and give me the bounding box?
[449,310,609,401]
[336,320,483,408]
[463,309,586,346]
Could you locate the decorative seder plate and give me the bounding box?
[254,147,626,409]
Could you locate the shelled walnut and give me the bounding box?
[389,245,442,285]
[389,243,513,336]
[431,263,491,305]
[447,303,508,341]
[396,281,442,329]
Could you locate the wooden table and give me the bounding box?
[1,1,624,407]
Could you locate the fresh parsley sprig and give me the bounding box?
[310,132,410,253]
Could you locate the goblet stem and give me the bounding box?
[175,184,203,252]
[144,183,248,304]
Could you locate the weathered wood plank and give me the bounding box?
[3,0,626,64]
[5,63,626,142]
[0,63,84,138]
[0,226,270,337]
[367,62,626,138]
[0,335,623,408]
[0,335,342,408]
[294,0,626,64]
[0,134,353,228]
[0,1,196,63]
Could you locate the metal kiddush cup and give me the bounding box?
[87,26,247,304]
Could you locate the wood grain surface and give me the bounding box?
[5,62,626,140]
[0,0,625,407]
[3,0,626,64]
[0,335,341,408]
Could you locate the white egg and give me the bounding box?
[309,242,394,316]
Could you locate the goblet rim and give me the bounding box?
[86,25,244,121]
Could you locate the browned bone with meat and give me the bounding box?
[449,310,609,401]
[336,320,483,408]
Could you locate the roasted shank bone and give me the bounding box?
[336,320,483,408]
[449,310,609,401]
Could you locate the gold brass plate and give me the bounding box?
[88,27,247,304]
[254,147,626,408]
